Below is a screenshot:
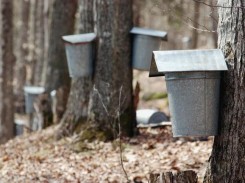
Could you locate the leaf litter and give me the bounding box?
[0,125,212,183]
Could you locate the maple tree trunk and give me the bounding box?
[150,171,198,183]
[87,0,136,140]
[0,0,15,144]
[44,0,78,123]
[56,0,93,138]
[204,1,245,182]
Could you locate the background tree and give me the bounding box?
[57,0,94,138]
[32,0,45,86]
[14,0,30,104]
[44,0,78,123]
[0,0,15,144]
[86,0,136,140]
[204,1,245,182]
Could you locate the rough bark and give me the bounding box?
[44,0,78,122]
[56,0,93,138]
[0,0,15,144]
[87,0,136,140]
[204,1,245,182]
[149,171,198,183]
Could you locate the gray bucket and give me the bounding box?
[15,119,25,136]
[165,71,220,137]
[24,86,45,114]
[62,33,96,78]
[130,27,167,71]
[132,35,162,70]
[64,43,93,77]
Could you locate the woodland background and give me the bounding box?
[0,0,219,182]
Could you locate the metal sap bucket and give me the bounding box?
[24,86,45,114]
[136,109,169,124]
[165,72,220,136]
[130,27,167,71]
[149,49,228,137]
[62,33,96,78]
[15,119,25,136]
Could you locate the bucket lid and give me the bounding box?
[62,33,96,44]
[24,86,45,94]
[149,49,228,77]
[130,27,167,40]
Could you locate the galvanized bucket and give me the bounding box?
[130,27,167,71]
[62,33,96,78]
[165,71,220,136]
[149,49,228,137]
[24,86,45,114]
[15,119,25,136]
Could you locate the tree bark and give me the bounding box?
[87,0,136,140]
[150,171,198,183]
[44,0,78,123]
[56,0,93,138]
[0,0,15,144]
[204,1,245,182]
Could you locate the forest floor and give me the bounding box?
[0,125,212,183]
[0,71,213,182]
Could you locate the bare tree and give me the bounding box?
[32,0,45,86]
[56,0,93,138]
[44,0,78,123]
[86,0,136,140]
[204,1,245,182]
[0,0,15,144]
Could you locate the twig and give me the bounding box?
[93,85,109,115]
[151,0,216,32]
[118,86,130,183]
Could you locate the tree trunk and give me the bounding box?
[33,0,45,86]
[26,0,37,85]
[204,1,245,182]
[41,0,52,86]
[14,0,30,113]
[87,0,136,140]
[44,0,78,123]
[149,171,198,183]
[29,0,38,85]
[0,0,15,144]
[56,0,93,138]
